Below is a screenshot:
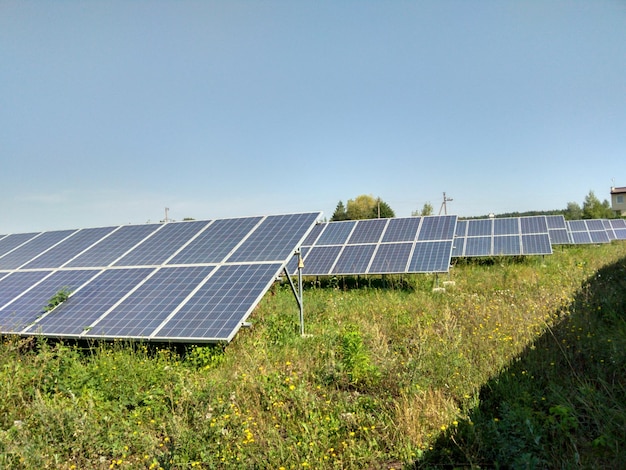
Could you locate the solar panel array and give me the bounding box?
[0,212,321,343]
[452,216,553,257]
[289,215,458,275]
[566,219,611,245]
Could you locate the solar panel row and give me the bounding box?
[291,216,458,275]
[0,212,321,343]
[452,216,553,257]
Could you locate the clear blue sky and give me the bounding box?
[1,1,625,233]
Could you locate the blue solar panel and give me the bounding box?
[417,216,456,241]
[453,220,468,238]
[87,266,216,337]
[408,241,452,272]
[467,219,492,237]
[494,236,521,255]
[331,244,376,274]
[0,269,100,333]
[451,237,465,257]
[348,219,388,244]
[520,216,548,234]
[0,212,321,343]
[25,268,155,336]
[546,215,567,229]
[0,230,77,270]
[115,220,210,266]
[610,219,626,240]
[369,243,412,273]
[382,217,421,242]
[301,223,325,246]
[521,234,552,255]
[21,227,117,269]
[301,246,343,275]
[0,233,41,257]
[315,221,356,245]
[464,237,492,257]
[153,263,282,341]
[167,217,261,265]
[228,213,321,262]
[493,218,519,236]
[0,271,52,314]
[589,230,610,244]
[66,224,161,267]
[548,229,571,245]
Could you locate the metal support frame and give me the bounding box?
[284,250,305,336]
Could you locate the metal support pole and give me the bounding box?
[284,251,305,336]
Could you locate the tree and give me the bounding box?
[564,202,583,220]
[582,190,614,219]
[412,202,433,216]
[330,201,348,221]
[342,194,396,220]
[374,198,395,218]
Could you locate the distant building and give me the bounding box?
[610,186,626,216]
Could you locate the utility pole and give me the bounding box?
[439,192,453,215]
[164,207,170,223]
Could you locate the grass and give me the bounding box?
[0,242,625,469]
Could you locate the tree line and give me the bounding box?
[331,190,620,221]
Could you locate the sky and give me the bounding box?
[1,1,625,233]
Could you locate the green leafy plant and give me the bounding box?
[43,287,72,312]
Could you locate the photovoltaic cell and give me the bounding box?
[0,233,41,257]
[408,241,452,272]
[331,244,376,274]
[0,230,76,270]
[368,243,412,273]
[25,268,155,335]
[493,235,521,255]
[382,217,421,242]
[0,271,52,314]
[493,218,519,236]
[520,216,548,234]
[464,237,492,257]
[521,234,552,255]
[88,266,216,337]
[300,246,342,275]
[66,224,161,267]
[348,219,387,244]
[0,269,100,333]
[228,213,320,262]
[115,220,210,266]
[153,263,282,341]
[168,217,261,265]
[454,220,468,238]
[21,226,118,269]
[467,219,492,237]
[417,216,456,241]
[315,221,356,245]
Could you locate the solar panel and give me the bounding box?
[566,220,610,245]
[65,224,162,267]
[331,244,377,274]
[546,215,571,245]
[151,263,283,342]
[295,215,457,275]
[0,230,77,270]
[369,242,413,273]
[452,216,552,257]
[0,269,101,333]
[609,219,626,240]
[21,226,118,269]
[0,232,41,257]
[0,212,321,343]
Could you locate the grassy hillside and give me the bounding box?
[1,242,625,469]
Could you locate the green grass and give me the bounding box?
[0,242,625,469]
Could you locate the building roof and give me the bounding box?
[610,186,626,194]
